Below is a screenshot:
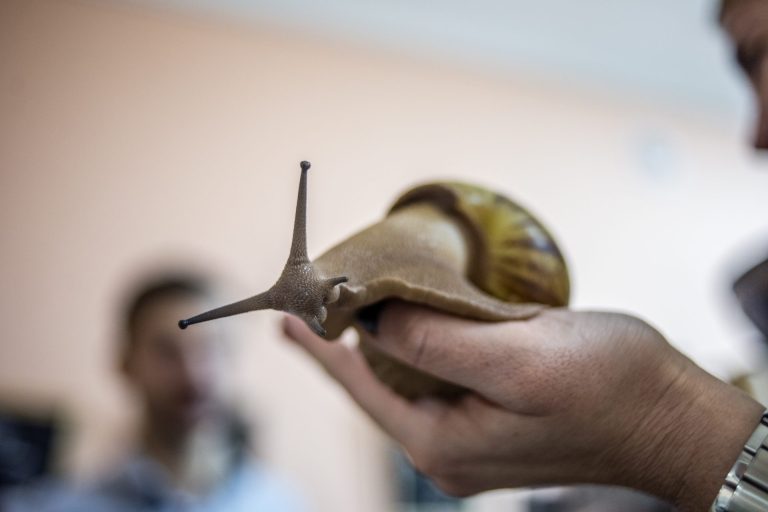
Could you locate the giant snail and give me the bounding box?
[179,161,570,399]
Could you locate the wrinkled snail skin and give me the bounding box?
[179,162,570,399]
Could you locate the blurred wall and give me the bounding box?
[1,0,768,511]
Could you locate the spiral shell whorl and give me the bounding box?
[389,182,570,308]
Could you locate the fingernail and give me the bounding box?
[281,315,293,338]
[356,302,383,335]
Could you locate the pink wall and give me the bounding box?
[2,0,768,510]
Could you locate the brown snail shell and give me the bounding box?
[179,162,570,399]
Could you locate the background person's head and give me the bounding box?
[118,274,230,435]
[721,0,768,149]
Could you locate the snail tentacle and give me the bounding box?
[287,160,311,265]
[307,317,327,338]
[178,290,274,329]
[179,161,348,337]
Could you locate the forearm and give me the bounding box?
[638,365,764,511]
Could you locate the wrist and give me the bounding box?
[635,363,763,511]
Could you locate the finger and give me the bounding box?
[281,315,432,445]
[361,301,543,394]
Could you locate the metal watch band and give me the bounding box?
[712,411,768,512]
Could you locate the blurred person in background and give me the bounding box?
[2,273,307,512]
[283,1,768,511]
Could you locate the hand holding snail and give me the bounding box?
[282,301,763,512]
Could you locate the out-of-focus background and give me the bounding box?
[1,0,767,510]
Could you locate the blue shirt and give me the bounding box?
[1,456,307,512]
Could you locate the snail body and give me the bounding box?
[180,163,570,399]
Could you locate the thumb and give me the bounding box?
[360,301,543,395]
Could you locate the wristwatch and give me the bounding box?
[712,411,768,511]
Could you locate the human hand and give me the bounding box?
[282,302,763,511]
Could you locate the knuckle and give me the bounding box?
[400,312,433,368]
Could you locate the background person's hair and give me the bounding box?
[120,272,211,351]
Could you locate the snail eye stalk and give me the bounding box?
[178,160,348,337]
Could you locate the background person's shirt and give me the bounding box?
[0,455,308,512]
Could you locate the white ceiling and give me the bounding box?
[127,0,754,121]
